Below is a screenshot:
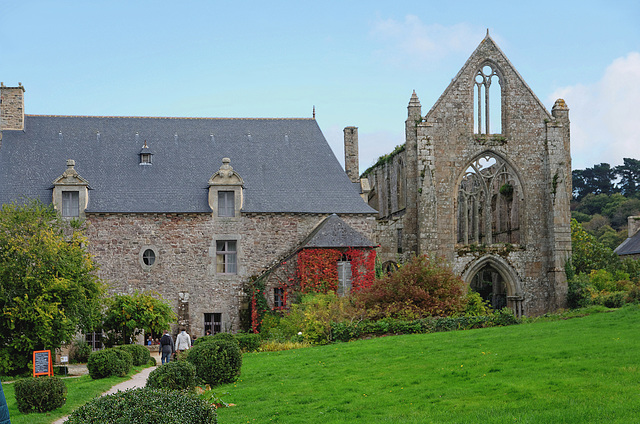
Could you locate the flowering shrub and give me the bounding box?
[354,254,466,319]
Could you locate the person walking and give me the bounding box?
[159,329,174,365]
[175,328,191,356]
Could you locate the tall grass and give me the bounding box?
[216,305,640,423]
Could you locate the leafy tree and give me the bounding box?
[569,219,620,276]
[0,200,104,375]
[572,163,618,200]
[355,254,466,319]
[615,158,640,197]
[102,292,176,345]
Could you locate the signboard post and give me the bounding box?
[33,350,53,377]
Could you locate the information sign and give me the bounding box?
[33,350,53,377]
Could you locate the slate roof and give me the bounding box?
[302,214,376,248]
[614,231,640,256]
[0,115,376,214]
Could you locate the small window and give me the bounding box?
[140,153,152,164]
[204,313,222,334]
[274,288,285,308]
[62,191,79,217]
[216,240,237,274]
[218,191,235,217]
[337,257,352,297]
[142,249,156,266]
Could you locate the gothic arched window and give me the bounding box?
[474,63,502,135]
[457,154,520,245]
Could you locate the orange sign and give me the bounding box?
[33,350,53,377]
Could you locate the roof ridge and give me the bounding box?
[25,114,314,121]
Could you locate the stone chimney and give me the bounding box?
[344,126,359,183]
[628,216,640,238]
[0,83,25,131]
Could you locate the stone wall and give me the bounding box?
[85,212,375,335]
[362,37,571,316]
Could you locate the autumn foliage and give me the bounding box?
[355,254,466,319]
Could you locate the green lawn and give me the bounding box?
[2,307,639,423]
[215,305,640,424]
[2,365,151,424]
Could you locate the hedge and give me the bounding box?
[146,360,197,391]
[14,376,66,413]
[87,348,133,379]
[65,387,217,423]
[115,344,151,366]
[186,340,242,386]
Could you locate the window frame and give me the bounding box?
[217,190,235,217]
[61,191,80,217]
[216,240,237,274]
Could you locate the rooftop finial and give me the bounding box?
[313,105,316,120]
[143,140,149,148]
[486,28,489,37]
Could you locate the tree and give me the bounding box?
[355,254,466,319]
[0,200,104,375]
[572,163,618,200]
[569,219,620,276]
[102,292,176,345]
[615,158,640,197]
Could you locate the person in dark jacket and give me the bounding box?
[158,329,175,365]
[0,380,11,424]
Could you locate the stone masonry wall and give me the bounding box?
[85,212,374,335]
[0,84,25,131]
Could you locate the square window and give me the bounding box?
[274,288,285,308]
[204,313,222,335]
[62,191,79,217]
[216,240,237,274]
[218,191,235,217]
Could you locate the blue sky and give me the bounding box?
[2,0,639,172]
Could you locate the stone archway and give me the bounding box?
[462,255,524,317]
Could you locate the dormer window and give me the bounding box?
[62,191,79,217]
[139,140,153,165]
[208,158,244,219]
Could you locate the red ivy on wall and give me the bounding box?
[296,248,376,295]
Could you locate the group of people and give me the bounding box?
[158,328,194,365]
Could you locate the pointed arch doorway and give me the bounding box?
[463,255,524,317]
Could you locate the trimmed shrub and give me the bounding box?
[235,333,261,352]
[66,387,217,423]
[186,340,242,386]
[148,356,157,366]
[146,360,197,391]
[68,339,92,363]
[87,348,133,379]
[115,344,151,366]
[14,376,66,413]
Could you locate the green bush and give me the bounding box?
[115,344,151,366]
[186,340,242,386]
[235,333,261,352]
[148,356,157,366]
[66,387,217,423]
[146,360,197,391]
[68,338,92,363]
[14,376,67,413]
[568,274,593,309]
[594,291,627,308]
[87,348,133,379]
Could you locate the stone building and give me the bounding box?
[614,216,640,260]
[0,83,377,337]
[351,34,572,316]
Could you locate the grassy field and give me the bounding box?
[215,305,640,424]
[2,364,151,424]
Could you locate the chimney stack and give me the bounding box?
[0,83,25,131]
[343,126,359,183]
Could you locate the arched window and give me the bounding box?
[474,63,502,135]
[457,154,520,245]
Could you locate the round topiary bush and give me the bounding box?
[14,376,66,413]
[65,387,217,424]
[115,344,151,366]
[146,360,197,391]
[87,348,133,379]
[193,333,239,347]
[186,340,242,386]
[234,333,261,352]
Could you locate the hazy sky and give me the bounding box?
[2,0,639,172]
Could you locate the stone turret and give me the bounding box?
[0,83,25,131]
[343,126,359,183]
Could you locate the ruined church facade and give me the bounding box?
[352,35,572,316]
